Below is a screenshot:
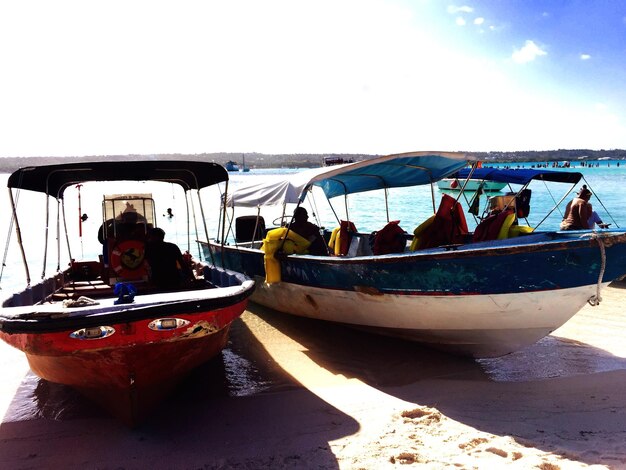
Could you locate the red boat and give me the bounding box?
[0,161,255,426]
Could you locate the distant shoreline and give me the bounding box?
[1,149,625,173]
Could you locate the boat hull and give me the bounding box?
[251,280,598,357]
[204,231,626,357]
[0,271,255,425]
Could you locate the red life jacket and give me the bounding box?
[373,220,406,255]
[418,194,469,250]
[473,209,515,242]
[336,220,357,255]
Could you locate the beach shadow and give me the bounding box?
[0,316,359,469]
[245,302,626,468]
[244,302,485,385]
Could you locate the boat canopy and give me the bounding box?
[452,168,583,185]
[7,160,229,198]
[226,151,470,207]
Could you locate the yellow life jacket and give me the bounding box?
[261,227,311,283]
[497,212,516,239]
[409,215,435,251]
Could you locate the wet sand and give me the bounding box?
[2,283,626,469]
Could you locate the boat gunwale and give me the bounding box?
[0,280,254,334]
[205,230,626,265]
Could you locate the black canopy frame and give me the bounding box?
[5,160,229,287]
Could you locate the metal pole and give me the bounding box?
[9,189,31,286]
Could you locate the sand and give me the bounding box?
[2,283,626,469]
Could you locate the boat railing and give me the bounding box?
[231,240,264,250]
[2,272,66,308]
[203,264,250,287]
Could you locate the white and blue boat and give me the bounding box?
[202,151,626,358]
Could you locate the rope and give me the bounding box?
[587,233,606,306]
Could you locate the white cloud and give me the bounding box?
[456,17,466,26]
[580,54,591,60]
[447,5,473,14]
[512,40,547,64]
[474,17,484,25]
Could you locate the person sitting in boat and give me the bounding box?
[288,207,328,255]
[560,185,593,230]
[116,204,149,238]
[117,210,141,238]
[144,227,194,290]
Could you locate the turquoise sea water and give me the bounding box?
[1,161,626,294]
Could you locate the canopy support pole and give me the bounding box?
[61,198,72,271]
[9,188,31,286]
[41,195,51,279]
[384,188,390,222]
[219,181,229,266]
[191,189,204,260]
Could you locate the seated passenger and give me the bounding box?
[560,186,592,230]
[289,207,328,255]
[144,227,193,289]
[116,211,140,238]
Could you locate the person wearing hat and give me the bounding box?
[560,185,593,230]
[288,206,328,255]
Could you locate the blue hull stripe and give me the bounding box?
[203,233,626,296]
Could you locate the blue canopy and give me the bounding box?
[311,152,470,199]
[227,151,471,207]
[452,167,583,185]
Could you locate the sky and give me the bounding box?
[1,0,625,157]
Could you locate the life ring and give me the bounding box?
[109,239,146,279]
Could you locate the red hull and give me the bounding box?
[0,300,247,426]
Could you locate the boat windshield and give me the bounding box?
[102,194,156,239]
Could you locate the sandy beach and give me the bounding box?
[2,283,626,469]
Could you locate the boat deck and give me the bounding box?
[47,277,220,304]
[48,279,116,301]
